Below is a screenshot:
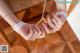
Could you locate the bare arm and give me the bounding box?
[0,0,20,27]
[0,0,45,41]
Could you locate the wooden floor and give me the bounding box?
[0,0,80,53]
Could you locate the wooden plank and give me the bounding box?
[9,45,28,53]
[72,40,80,53]
[59,22,78,53]
[0,18,10,30]
[12,32,64,53]
[0,28,10,46]
[67,0,78,16]
[6,0,45,12]
[4,27,19,45]
[0,33,9,45]
[59,22,77,42]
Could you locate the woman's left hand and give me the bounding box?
[42,11,66,34]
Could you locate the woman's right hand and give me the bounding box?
[12,21,45,41]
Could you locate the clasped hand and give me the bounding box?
[13,11,66,41]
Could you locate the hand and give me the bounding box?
[42,11,66,34]
[12,22,45,41]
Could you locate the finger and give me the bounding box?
[38,26,45,38]
[47,15,56,29]
[60,16,66,24]
[42,23,50,34]
[56,12,67,27]
[53,14,62,26]
[52,18,59,27]
[60,17,66,26]
[31,28,38,41]
[49,29,56,33]
[52,18,61,31]
[26,28,34,40]
[32,27,42,40]
[38,32,45,38]
[56,11,67,19]
[56,12,66,24]
[53,15,64,31]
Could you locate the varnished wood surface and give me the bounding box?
[67,0,78,16]
[5,0,45,12]
[0,0,80,53]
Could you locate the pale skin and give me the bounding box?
[0,0,66,41]
[42,11,66,34]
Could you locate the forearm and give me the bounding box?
[0,0,20,27]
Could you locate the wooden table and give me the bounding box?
[0,0,80,53]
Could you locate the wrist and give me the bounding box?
[11,21,26,32]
